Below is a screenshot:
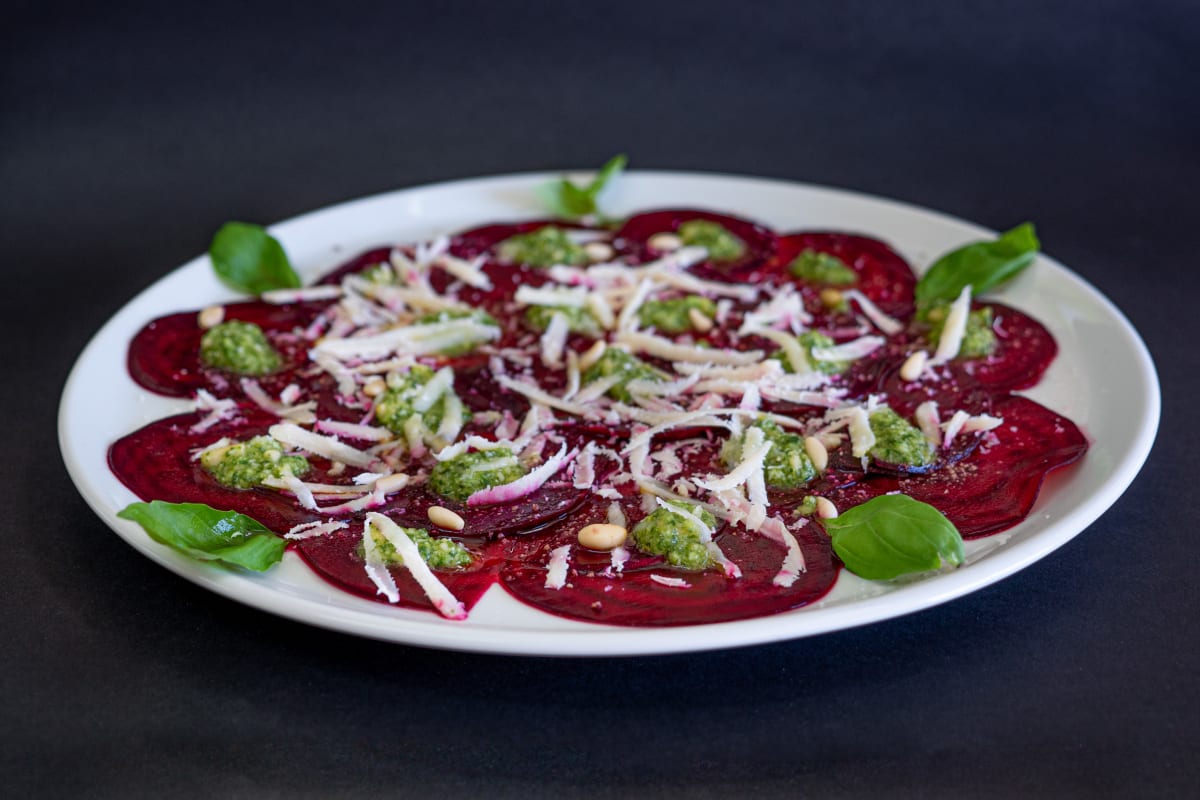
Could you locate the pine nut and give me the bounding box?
[363,377,387,397]
[584,242,614,262]
[900,350,928,382]
[375,473,409,494]
[688,307,714,333]
[577,523,627,551]
[578,339,607,371]
[647,232,683,252]
[819,288,844,309]
[197,305,225,329]
[815,497,839,519]
[804,436,829,472]
[427,505,465,531]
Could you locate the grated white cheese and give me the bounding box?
[540,311,570,368]
[284,520,350,541]
[773,526,808,587]
[515,284,590,308]
[366,513,467,619]
[617,331,763,365]
[269,422,379,468]
[810,335,886,363]
[649,574,692,589]
[842,289,904,335]
[544,544,572,590]
[929,285,973,366]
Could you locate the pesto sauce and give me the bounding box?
[200,436,310,489]
[375,365,451,435]
[199,320,282,376]
[637,295,716,333]
[496,226,587,267]
[368,526,473,570]
[524,304,602,337]
[677,220,746,261]
[722,419,816,488]
[580,347,662,403]
[788,249,858,286]
[869,408,935,466]
[630,502,718,570]
[428,447,528,503]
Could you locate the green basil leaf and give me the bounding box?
[539,153,628,219]
[915,223,1040,306]
[824,494,964,580]
[117,501,286,572]
[209,222,301,295]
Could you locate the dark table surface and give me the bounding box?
[5,1,1198,796]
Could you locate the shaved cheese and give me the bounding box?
[314,419,393,442]
[695,427,772,493]
[190,390,239,433]
[609,545,629,574]
[617,331,763,365]
[262,285,344,304]
[607,502,627,528]
[616,278,654,331]
[843,289,904,335]
[361,520,400,603]
[754,328,810,373]
[436,392,465,442]
[366,513,467,619]
[495,374,598,417]
[810,335,885,363]
[515,285,589,308]
[914,401,942,448]
[540,311,570,368]
[930,285,973,366]
[738,285,811,335]
[465,443,575,506]
[285,520,349,541]
[963,414,1004,433]
[435,254,492,289]
[269,422,379,468]
[563,350,581,400]
[432,436,511,462]
[573,442,597,488]
[544,544,571,590]
[828,406,875,458]
[279,474,318,510]
[649,574,692,589]
[773,527,807,587]
[314,317,499,360]
[240,378,317,424]
[625,372,700,397]
[412,366,454,413]
[585,293,615,329]
[941,410,972,448]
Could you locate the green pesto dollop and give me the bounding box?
[524,304,602,337]
[630,502,718,571]
[428,447,528,503]
[773,331,850,375]
[637,295,716,333]
[795,496,819,516]
[414,309,501,356]
[580,347,662,403]
[496,226,587,268]
[788,249,858,286]
[677,219,746,262]
[375,365,457,436]
[199,320,282,376]
[721,418,816,489]
[869,408,936,467]
[367,526,473,570]
[926,304,998,358]
[200,436,310,490]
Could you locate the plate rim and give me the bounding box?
[58,169,1161,657]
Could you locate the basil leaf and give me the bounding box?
[539,153,628,219]
[915,223,1039,306]
[824,494,964,580]
[209,222,301,295]
[117,501,286,572]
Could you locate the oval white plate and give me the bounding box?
[59,171,1159,656]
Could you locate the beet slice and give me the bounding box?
[614,209,778,280]
[293,525,500,614]
[127,300,326,399]
[497,496,837,627]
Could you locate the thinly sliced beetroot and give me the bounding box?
[498,495,836,627]
[127,300,325,399]
[294,524,500,614]
[770,232,918,322]
[614,209,778,280]
[952,303,1058,391]
[825,395,1087,538]
[108,409,324,532]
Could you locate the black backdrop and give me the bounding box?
[5,1,1198,796]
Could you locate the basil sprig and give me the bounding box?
[209,221,301,295]
[538,153,628,220]
[118,501,286,572]
[824,494,964,580]
[915,223,1039,307]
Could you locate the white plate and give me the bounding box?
[58,171,1160,656]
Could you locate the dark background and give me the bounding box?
[5,0,1198,796]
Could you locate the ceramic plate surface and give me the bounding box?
[59,171,1159,656]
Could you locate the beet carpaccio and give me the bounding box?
[110,208,1086,626]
